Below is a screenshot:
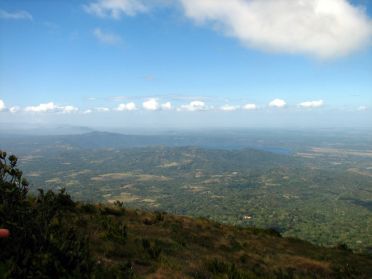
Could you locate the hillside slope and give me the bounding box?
[77,204,372,279]
[1,151,372,278]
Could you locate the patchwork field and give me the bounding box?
[1,130,372,253]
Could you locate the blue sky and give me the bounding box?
[0,0,371,129]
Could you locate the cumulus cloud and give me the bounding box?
[269,99,286,108]
[220,104,239,111]
[242,103,257,110]
[25,102,58,113]
[357,105,368,111]
[61,106,79,114]
[0,99,5,111]
[143,98,159,111]
[24,102,79,113]
[180,0,372,58]
[141,99,173,111]
[84,0,148,19]
[9,106,20,113]
[93,28,122,45]
[0,9,33,20]
[95,107,110,112]
[83,109,93,114]
[161,101,172,110]
[298,100,324,108]
[178,101,207,111]
[116,102,137,111]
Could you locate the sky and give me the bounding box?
[0,0,371,129]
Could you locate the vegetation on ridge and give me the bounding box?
[1,150,372,278]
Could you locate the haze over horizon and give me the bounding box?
[1,0,372,128]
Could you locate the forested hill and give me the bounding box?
[1,151,372,278]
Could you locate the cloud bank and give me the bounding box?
[24,102,78,114]
[180,0,372,58]
[3,98,368,115]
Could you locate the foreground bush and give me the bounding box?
[0,151,92,278]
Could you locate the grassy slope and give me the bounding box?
[79,204,372,278]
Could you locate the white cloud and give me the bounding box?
[95,107,110,112]
[242,103,257,110]
[93,28,122,45]
[0,9,33,20]
[60,106,79,114]
[24,102,79,113]
[143,98,159,111]
[83,109,93,114]
[9,106,20,113]
[178,100,207,111]
[180,0,372,58]
[161,101,172,110]
[298,100,324,108]
[116,102,137,111]
[25,102,58,113]
[269,99,286,108]
[220,104,239,111]
[0,99,5,111]
[84,0,148,19]
[357,105,368,111]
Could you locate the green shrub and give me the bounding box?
[80,203,97,214]
[0,151,93,278]
[142,238,162,260]
[207,258,255,279]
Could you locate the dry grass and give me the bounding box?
[80,205,372,278]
